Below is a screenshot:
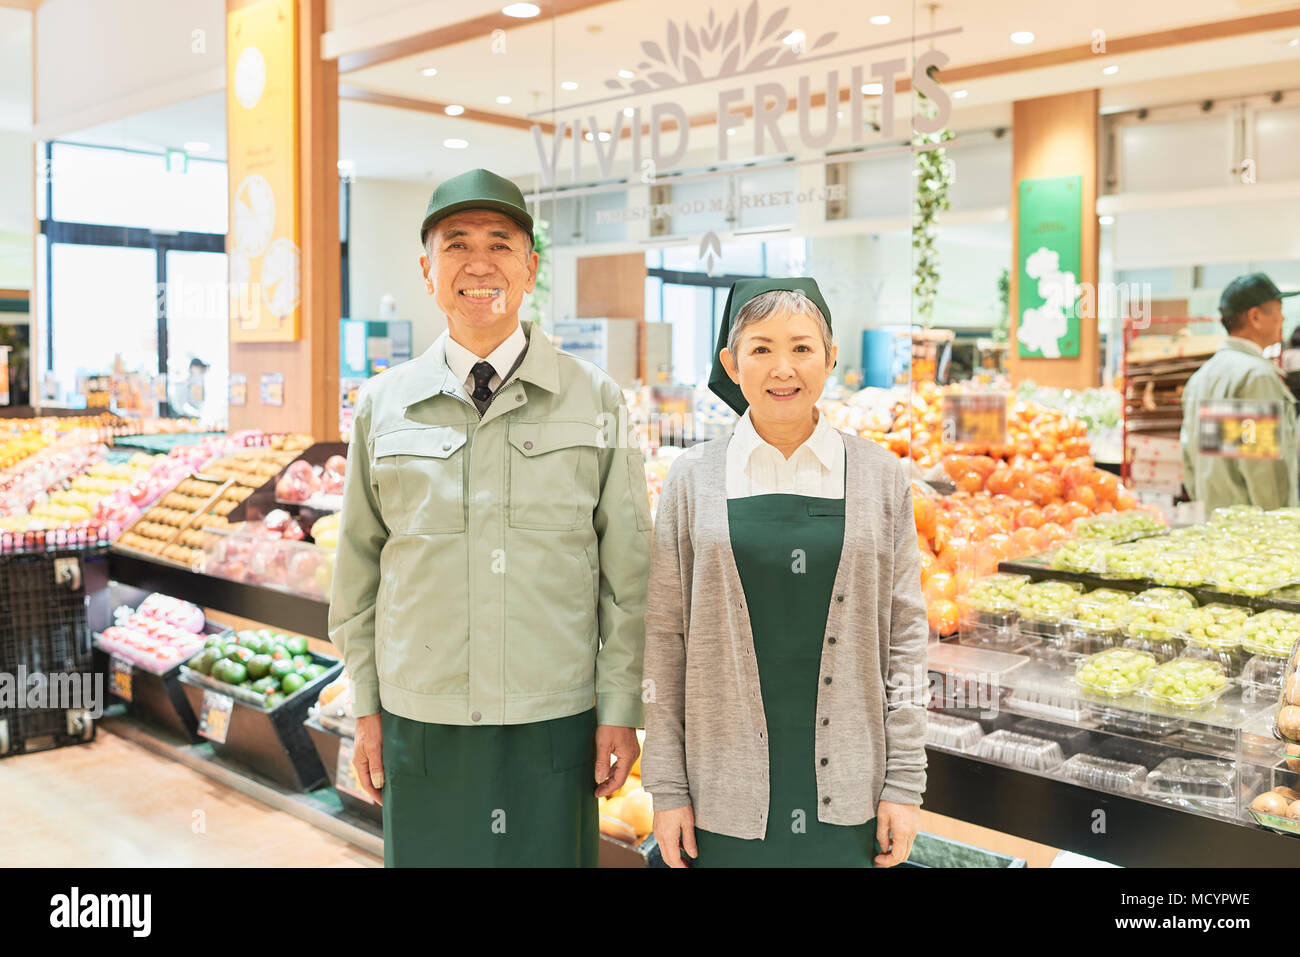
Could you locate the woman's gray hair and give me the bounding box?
[726,289,833,362]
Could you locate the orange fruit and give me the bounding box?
[1067,485,1097,510]
[957,471,985,494]
[1015,505,1044,529]
[1041,502,1067,526]
[1094,471,1119,503]
[912,494,936,540]
[1010,526,1039,555]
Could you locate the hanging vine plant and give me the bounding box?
[911,66,954,326]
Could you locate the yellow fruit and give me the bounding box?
[613,773,640,798]
[603,796,625,821]
[630,753,642,777]
[618,788,654,838]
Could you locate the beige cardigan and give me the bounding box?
[641,432,929,840]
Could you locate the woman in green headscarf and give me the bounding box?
[641,278,929,868]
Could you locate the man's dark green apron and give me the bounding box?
[688,493,879,867]
[380,708,599,866]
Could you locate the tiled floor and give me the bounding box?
[0,731,381,867]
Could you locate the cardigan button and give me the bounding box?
[835,595,844,603]
[823,676,832,685]
[822,797,831,806]
[820,718,829,727]
[827,636,837,644]
[820,757,828,766]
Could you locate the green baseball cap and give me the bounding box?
[708,277,834,416]
[419,168,534,247]
[1219,272,1298,317]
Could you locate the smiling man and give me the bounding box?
[328,168,652,867]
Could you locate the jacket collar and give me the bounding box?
[399,320,561,408]
[1220,336,1267,359]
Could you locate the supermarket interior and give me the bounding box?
[3,0,1300,873]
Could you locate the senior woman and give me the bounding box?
[641,277,929,868]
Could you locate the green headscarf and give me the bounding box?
[707,277,834,416]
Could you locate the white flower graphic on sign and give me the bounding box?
[233,174,275,259]
[1017,247,1079,359]
[234,45,266,110]
[261,238,300,320]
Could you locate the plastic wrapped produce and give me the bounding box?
[1140,657,1230,709]
[1075,648,1158,697]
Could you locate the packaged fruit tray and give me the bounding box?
[1072,510,1167,544]
[180,629,336,711]
[1241,654,1288,699]
[1180,603,1251,649]
[1014,580,1084,628]
[1139,657,1231,710]
[1240,609,1300,658]
[1211,556,1299,597]
[1074,648,1159,697]
[961,573,1030,616]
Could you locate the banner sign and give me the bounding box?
[1016,175,1082,359]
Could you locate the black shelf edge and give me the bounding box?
[923,747,1298,866]
[107,550,329,639]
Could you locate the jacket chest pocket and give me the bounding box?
[507,422,602,530]
[372,426,467,534]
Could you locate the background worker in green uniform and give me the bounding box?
[328,169,652,867]
[1180,273,1299,513]
[642,278,929,868]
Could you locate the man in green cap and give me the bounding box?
[328,168,652,866]
[1180,272,1299,512]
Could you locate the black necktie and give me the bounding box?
[470,361,495,404]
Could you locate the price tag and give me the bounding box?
[198,689,234,743]
[260,372,285,407]
[109,654,133,702]
[1197,399,1282,459]
[335,734,374,803]
[941,393,1009,446]
[228,373,247,407]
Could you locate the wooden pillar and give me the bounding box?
[1007,89,1100,391]
[225,0,339,439]
[576,253,647,381]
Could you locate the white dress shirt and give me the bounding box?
[725,407,846,499]
[444,322,528,395]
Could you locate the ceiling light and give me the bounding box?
[502,2,540,17]
[623,106,635,117]
[337,159,355,172]
[782,29,806,46]
[444,138,469,149]
[421,67,438,77]
[445,104,465,116]
[727,128,736,136]
[1290,38,1299,47]
[870,15,890,25]
[618,69,635,79]
[1010,31,1035,44]
[183,141,210,153]
[496,95,512,104]
[561,80,579,90]
[952,89,967,99]
[1102,64,1119,75]
[861,82,883,95]
[1099,215,1115,225]
[836,111,844,119]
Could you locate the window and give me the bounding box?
[165,250,229,424]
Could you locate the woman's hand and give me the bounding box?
[653,806,698,868]
[874,801,920,867]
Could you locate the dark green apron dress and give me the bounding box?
[381,707,599,867]
[689,493,879,868]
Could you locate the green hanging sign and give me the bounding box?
[1016,175,1082,359]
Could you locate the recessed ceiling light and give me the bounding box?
[1290,37,1299,47]
[861,82,883,95]
[727,128,737,136]
[337,159,355,172]
[1010,31,1035,44]
[870,15,890,25]
[623,106,635,117]
[561,80,579,90]
[496,95,512,104]
[1099,215,1115,225]
[183,141,210,153]
[782,29,805,46]
[1102,64,1119,75]
[444,138,469,149]
[502,2,539,17]
[952,89,968,99]
[583,130,613,142]
[445,104,465,116]
[836,111,844,119]
[618,69,635,79]
[421,67,438,77]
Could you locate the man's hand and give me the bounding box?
[594,725,639,797]
[874,800,920,867]
[353,712,384,806]
[652,806,697,868]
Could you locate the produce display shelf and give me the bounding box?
[997,555,1300,615]
[303,716,382,826]
[108,549,329,640]
[923,746,1300,867]
[110,432,226,454]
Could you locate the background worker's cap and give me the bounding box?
[1219,272,1298,317]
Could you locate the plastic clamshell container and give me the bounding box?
[1130,587,1197,610]
[1072,510,1167,543]
[1240,609,1300,658]
[924,712,985,752]
[1074,647,1159,697]
[1210,504,1265,524]
[958,609,1036,654]
[1099,542,1158,580]
[1121,634,1181,663]
[1049,540,1110,575]
[961,573,1030,615]
[1180,641,1247,679]
[1005,682,1091,722]
[1144,757,1236,802]
[1267,506,1300,522]
[1210,556,1297,597]
[1144,549,1211,589]
[1275,656,1300,743]
[974,729,1063,772]
[1058,753,1148,794]
[1063,589,1131,654]
[1094,705,1184,738]
[1139,657,1231,709]
[1014,579,1084,628]
[1241,654,1288,698]
[1180,603,1251,650]
[1123,588,1195,651]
